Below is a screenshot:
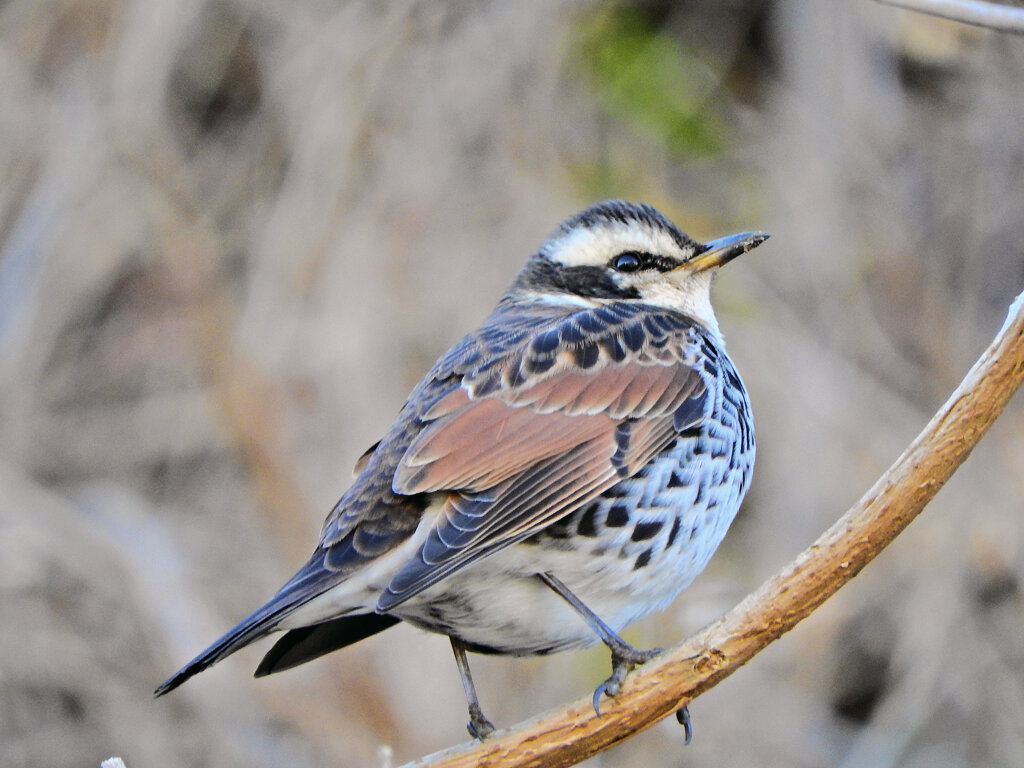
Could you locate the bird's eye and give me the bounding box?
[611,252,642,273]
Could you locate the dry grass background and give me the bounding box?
[1,1,1023,767]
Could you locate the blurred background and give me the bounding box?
[2,1,1024,766]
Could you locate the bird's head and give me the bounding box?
[513,200,768,333]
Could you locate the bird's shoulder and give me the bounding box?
[430,298,709,389]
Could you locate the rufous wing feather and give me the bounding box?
[379,304,710,610]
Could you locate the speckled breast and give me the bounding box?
[525,341,754,609]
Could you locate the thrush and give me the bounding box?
[155,200,767,741]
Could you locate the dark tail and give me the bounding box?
[154,597,297,697]
[154,553,338,696]
[155,539,406,695]
[254,613,401,677]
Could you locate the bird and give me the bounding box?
[155,200,767,741]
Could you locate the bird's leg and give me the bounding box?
[449,636,496,741]
[537,572,661,714]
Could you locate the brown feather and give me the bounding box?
[396,402,612,494]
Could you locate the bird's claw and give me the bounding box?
[591,645,662,716]
[676,705,693,745]
[466,705,496,741]
[591,664,626,716]
[592,683,608,716]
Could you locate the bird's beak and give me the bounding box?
[682,231,770,274]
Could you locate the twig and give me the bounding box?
[873,0,1024,34]
[402,292,1024,768]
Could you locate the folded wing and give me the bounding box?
[377,303,710,610]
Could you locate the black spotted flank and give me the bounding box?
[634,548,653,570]
[606,504,630,527]
[577,505,599,537]
[601,482,632,499]
[631,520,663,542]
[666,516,682,547]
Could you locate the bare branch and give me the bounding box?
[874,0,1024,34]
[403,291,1024,768]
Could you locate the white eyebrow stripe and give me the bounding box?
[543,222,688,268]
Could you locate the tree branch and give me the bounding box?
[873,0,1024,34]
[403,290,1024,768]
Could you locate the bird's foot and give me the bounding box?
[466,703,496,741]
[676,705,693,745]
[591,643,662,716]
